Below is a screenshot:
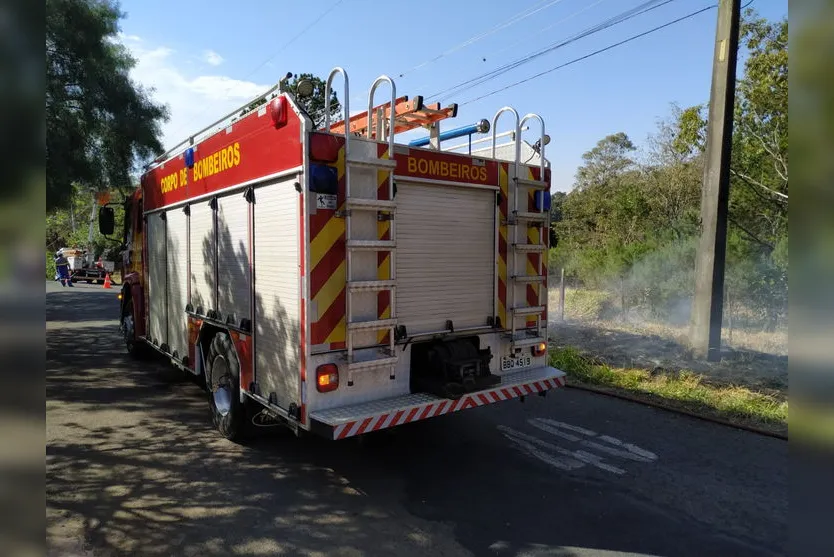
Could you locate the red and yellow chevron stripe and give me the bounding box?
[497,163,509,328]
[376,143,392,344]
[310,141,347,349]
[525,165,547,326]
[309,140,392,350]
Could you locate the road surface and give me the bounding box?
[46,282,787,556]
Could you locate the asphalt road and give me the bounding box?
[46,281,787,557]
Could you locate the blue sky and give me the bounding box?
[118,0,787,191]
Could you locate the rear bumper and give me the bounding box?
[309,366,566,440]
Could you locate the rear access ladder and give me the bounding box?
[492,107,550,351]
[325,69,400,386]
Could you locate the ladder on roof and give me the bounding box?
[492,107,550,351]
[324,68,400,387]
[328,96,458,138]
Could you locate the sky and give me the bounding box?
[116,0,788,192]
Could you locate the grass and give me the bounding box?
[550,345,788,433]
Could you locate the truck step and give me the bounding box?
[509,336,547,348]
[347,317,398,331]
[346,354,398,371]
[346,198,396,212]
[512,243,547,253]
[347,240,396,251]
[510,305,545,316]
[514,177,549,190]
[512,211,548,223]
[347,279,396,292]
[512,274,547,283]
[346,156,397,170]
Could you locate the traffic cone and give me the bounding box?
[103,273,112,289]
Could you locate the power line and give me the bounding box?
[491,0,610,59]
[348,0,572,105]
[459,3,716,106]
[165,0,345,143]
[430,0,679,102]
[395,0,569,80]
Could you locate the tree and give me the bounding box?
[574,132,636,191]
[239,73,340,129]
[287,73,341,129]
[46,0,169,211]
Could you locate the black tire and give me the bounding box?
[121,296,150,359]
[207,332,246,441]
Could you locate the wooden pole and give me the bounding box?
[689,0,741,361]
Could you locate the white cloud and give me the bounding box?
[125,41,270,153]
[203,50,224,66]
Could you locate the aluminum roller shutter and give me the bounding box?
[166,208,188,359]
[147,212,167,346]
[395,182,496,336]
[217,193,251,325]
[189,200,215,314]
[253,178,299,410]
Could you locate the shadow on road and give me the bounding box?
[46,287,784,557]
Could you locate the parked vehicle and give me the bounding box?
[100,67,565,441]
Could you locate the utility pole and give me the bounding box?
[689,0,741,361]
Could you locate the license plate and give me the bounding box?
[501,355,532,371]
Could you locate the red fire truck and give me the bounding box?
[100,67,565,441]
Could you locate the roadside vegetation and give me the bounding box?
[550,345,788,435]
[548,9,788,342]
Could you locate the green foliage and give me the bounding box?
[46,253,57,280]
[239,73,340,129]
[549,346,788,426]
[287,73,341,128]
[46,0,169,211]
[46,183,125,260]
[554,9,787,331]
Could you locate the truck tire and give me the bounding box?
[121,298,150,360]
[207,332,246,441]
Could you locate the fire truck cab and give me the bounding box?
[104,67,566,442]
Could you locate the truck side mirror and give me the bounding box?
[99,206,115,235]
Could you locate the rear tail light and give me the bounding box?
[532,342,547,358]
[316,364,339,392]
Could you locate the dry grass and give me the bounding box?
[594,319,788,357]
[550,346,788,434]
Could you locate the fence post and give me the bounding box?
[559,268,566,322]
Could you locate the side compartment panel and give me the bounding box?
[254,177,300,411]
[396,182,496,335]
[216,193,251,325]
[189,200,216,313]
[147,212,167,346]
[166,207,188,360]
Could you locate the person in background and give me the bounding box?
[55,251,73,287]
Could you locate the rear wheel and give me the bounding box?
[207,332,246,441]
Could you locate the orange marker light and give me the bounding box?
[532,342,547,357]
[316,364,339,393]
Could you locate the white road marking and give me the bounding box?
[597,434,659,461]
[499,426,625,475]
[528,418,581,442]
[500,419,659,475]
[498,427,584,472]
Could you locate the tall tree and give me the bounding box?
[46,0,169,210]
